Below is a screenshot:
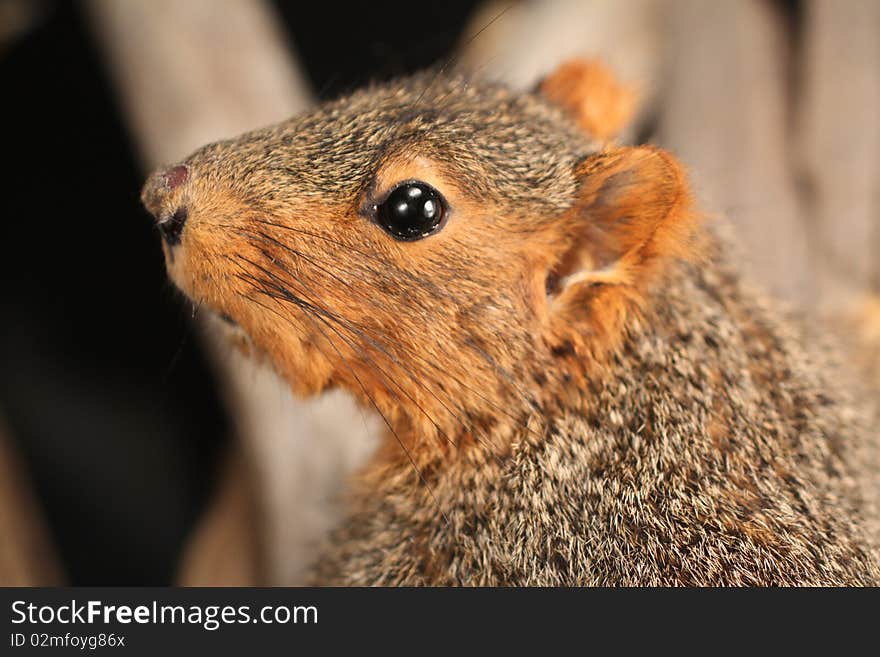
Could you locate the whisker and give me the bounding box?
[222,233,543,438]
[242,220,451,301]
[230,254,512,463]
[246,219,387,267]
[269,285,460,452]
[228,257,462,451]
[232,253,516,438]
[243,265,467,453]
[236,282,450,526]
[410,3,513,108]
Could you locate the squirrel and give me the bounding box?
[142,59,880,585]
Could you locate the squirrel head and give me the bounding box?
[142,59,699,457]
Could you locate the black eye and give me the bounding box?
[376,181,447,241]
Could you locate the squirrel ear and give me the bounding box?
[538,58,636,142]
[543,146,700,359]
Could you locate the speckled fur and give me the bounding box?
[312,247,880,585]
[142,62,880,586]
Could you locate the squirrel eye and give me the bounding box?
[376,181,447,241]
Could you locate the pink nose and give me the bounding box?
[164,165,189,190]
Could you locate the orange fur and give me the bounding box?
[539,58,637,142]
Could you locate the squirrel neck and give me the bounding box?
[356,238,719,474]
[356,233,861,490]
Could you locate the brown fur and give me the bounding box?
[142,60,880,585]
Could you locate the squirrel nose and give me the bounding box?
[141,165,190,246]
[156,207,189,246]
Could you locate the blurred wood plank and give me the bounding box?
[175,443,262,586]
[657,0,812,304]
[0,418,63,585]
[197,318,377,585]
[87,0,312,164]
[797,0,880,311]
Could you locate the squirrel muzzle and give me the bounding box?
[142,164,191,246]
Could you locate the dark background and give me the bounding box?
[0,0,479,585]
